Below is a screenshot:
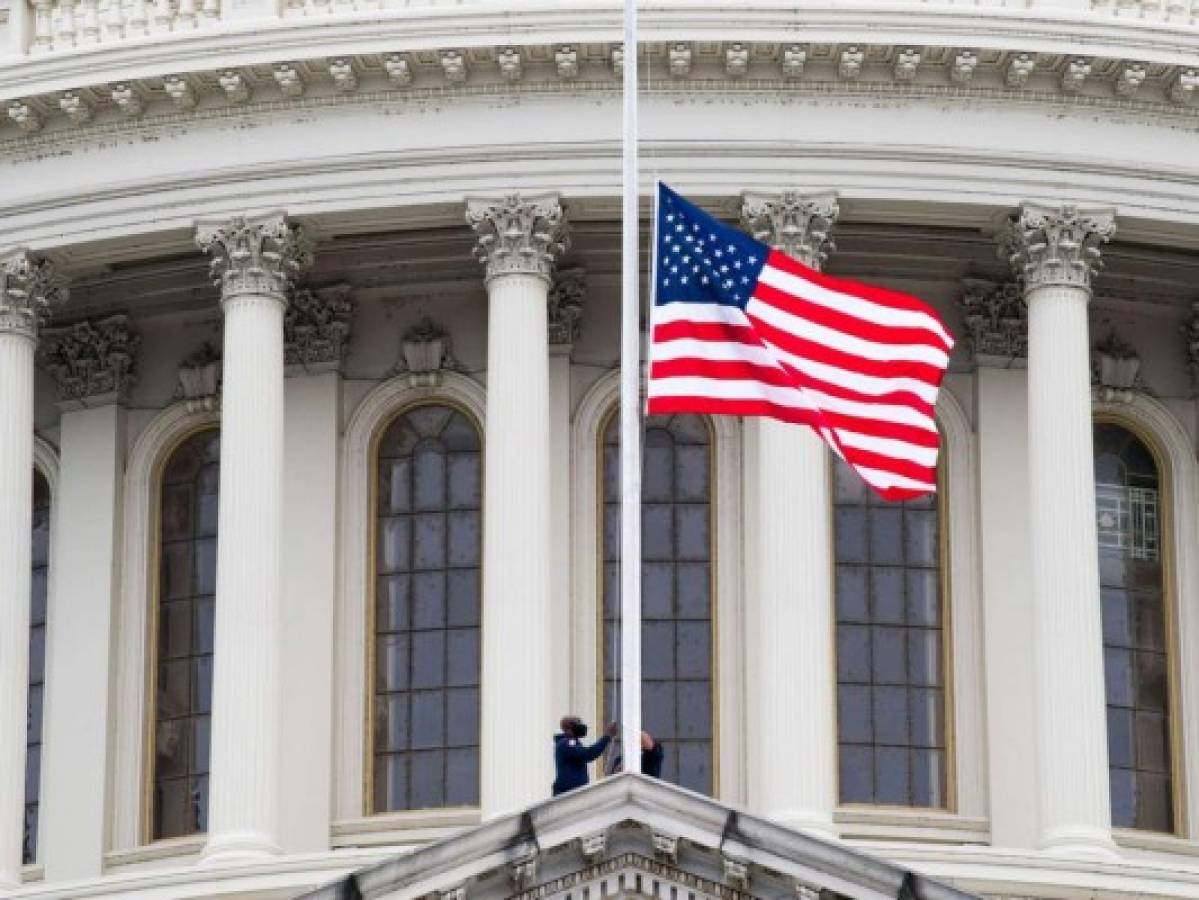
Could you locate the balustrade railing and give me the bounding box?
[2,0,1196,62]
[26,0,220,54]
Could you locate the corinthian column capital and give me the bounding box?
[195,213,313,301]
[740,190,839,270]
[0,249,68,340]
[1003,203,1116,293]
[465,193,569,284]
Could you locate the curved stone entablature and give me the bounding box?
[1,36,1197,143]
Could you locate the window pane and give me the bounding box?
[603,413,714,795]
[372,405,482,812]
[1095,423,1174,832]
[153,431,219,840]
[833,456,946,808]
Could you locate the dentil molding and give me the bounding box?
[2,39,1197,145]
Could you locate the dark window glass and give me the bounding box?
[373,405,482,812]
[25,469,50,865]
[602,413,714,795]
[834,457,947,808]
[1095,422,1174,833]
[153,429,219,840]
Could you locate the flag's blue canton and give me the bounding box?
[655,183,769,311]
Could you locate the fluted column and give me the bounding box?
[1006,203,1117,856]
[467,194,568,818]
[0,250,66,886]
[740,192,839,836]
[195,214,312,861]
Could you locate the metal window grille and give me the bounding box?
[1096,483,1159,562]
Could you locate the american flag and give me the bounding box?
[647,183,955,500]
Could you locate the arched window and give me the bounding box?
[152,429,219,840]
[834,457,947,808]
[25,469,50,865]
[1095,422,1176,833]
[601,413,714,795]
[371,404,482,812]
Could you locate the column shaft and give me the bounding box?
[0,331,35,886]
[752,419,836,834]
[480,273,554,817]
[40,404,125,880]
[547,346,572,719]
[1027,284,1113,853]
[205,292,285,858]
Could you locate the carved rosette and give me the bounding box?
[40,313,140,405]
[284,283,353,372]
[0,248,68,340]
[958,278,1027,365]
[465,193,570,285]
[194,213,313,301]
[1002,203,1116,293]
[548,268,586,345]
[740,191,839,270]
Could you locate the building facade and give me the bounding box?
[2,1,1199,896]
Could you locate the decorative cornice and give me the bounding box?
[740,190,839,270]
[958,277,1027,366]
[40,313,139,406]
[194,212,313,301]
[1002,202,1116,292]
[0,248,68,340]
[511,853,754,900]
[284,282,353,372]
[465,193,569,284]
[548,268,586,345]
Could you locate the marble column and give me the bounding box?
[466,193,568,818]
[547,270,584,720]
[0,250,65,887]
[38,316,136,881]
[739,192,839,836]
[1006,202,1117,856]
[195,214,312,861]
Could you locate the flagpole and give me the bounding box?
[619,0,642,775]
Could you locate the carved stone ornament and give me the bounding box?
[723,857,750,888]
[740,191,839,270]
[579,830,607,862]
[176,342,222,412]
[1181,301,1199,394]
[465,193,570,284]
[548,268,586,345]
[284,283,353,372]
[1002,203,1116,292]
[0,248,68,339]
[195,213,313,301]
[1092,329,1145,403]
[958,278,1027,365]
[651,831,679,864]
[40,314,139,406]
[395,316,457,386]
[509,849,539,889]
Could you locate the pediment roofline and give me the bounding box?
[299,775,976,900]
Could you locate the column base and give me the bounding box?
[765,810,839,841]
[1040,825,1120,860]
[199,831,282,866]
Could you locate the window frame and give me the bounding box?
[594,406,720,795]
[364,398,485,817]
[831,452,955,813]
[1094,412,1186,838]
[141,424,220,846]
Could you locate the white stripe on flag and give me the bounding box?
[748,298,951,368]
[647,374,820,414]
[835,430,939,467]
[758,264,954,349]
[762,338,941,405]
[652,301,749,328]
[651,337,778,368]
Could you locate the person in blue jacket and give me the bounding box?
[552,716,619,796]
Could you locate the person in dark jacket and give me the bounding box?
[606,731,665,778]
[552,716,618,796]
